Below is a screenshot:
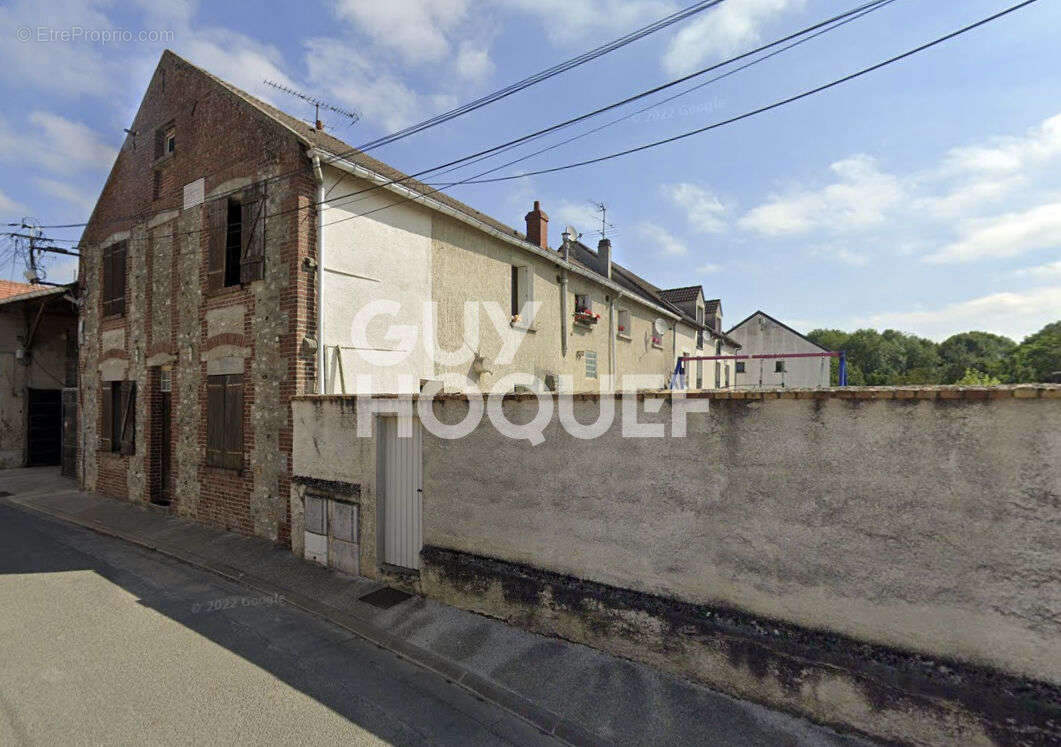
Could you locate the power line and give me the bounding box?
[27,0,728,232]
[45,0,901,249]
[440,0,1042,185]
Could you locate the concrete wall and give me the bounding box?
[291,386,1061,743]
[728,312,829,388]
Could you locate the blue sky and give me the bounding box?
[1,0,1059,340]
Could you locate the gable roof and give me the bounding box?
[162,52,740,346]
[726,310,829,352]
[704,298,721,315]
[658,285,703,304]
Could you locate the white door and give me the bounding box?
[380,416,423,570]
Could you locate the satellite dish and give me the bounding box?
[563,224,580,241]
[653,318,668,336]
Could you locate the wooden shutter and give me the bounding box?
[112,242,126,317]
[100,383,113,451]
[207,198,227,293]
[206,375,225,466]
[101,245,114,317]
[119,381,136,455]
[240,183,265,283]
[222,375,243,470]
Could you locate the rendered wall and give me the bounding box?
[728,312,830,388]
[292,386,1060,743]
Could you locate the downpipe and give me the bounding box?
[312,154,325,395]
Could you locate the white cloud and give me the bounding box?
[176,31,294,105]
[0,188,26,215]
[856,286,1061,341]
[331,0,472,65]
[661,182,727,233]
[925,202,1061,264]
[304,38,455,132]
[696,262,721,274]
[499,0,673,45]
[663,0,805,75]
[455,42,494,84]
[635,221,687,256]
[938,113,1061,177]
[0,112,117,175]
[552,201,602,238]
[739,155,903,236]
[35,177,96,214]
[1015,260,1061,280]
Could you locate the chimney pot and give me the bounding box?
[525,201,549,249]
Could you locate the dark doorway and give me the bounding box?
[27,389,62,466]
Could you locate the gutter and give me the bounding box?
[311,154,325,394]
[309,149,681,325]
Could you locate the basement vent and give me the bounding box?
[359,586,412,609]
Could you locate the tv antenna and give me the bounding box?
[588,200,614,239]
[263,80,359,131]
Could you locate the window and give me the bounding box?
[101,241,127,317]
[617,309,630,338]
[584,350,597,378]
[206,374,243,469]
[100,380,136,454]
[736,362,746,374]
[208,185,265,292]
[225,199,242,287]
[775,360,786,373]
[574,294,591,313]
[155,123,175,160]
[696,361,703,389]
[510,265,533,324]
[152,169,162,201]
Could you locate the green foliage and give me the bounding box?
[806,320,1060,385]
[938,331,1016,383]
[955,368,1002,386]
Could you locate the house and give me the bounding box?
[0,281,78,472]
[78,50,734,544]
[655,287,737,389]
[726,310,831,388]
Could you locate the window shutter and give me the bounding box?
[240,183,265,283]
[518,266,533,316]
[222,375,243,470]
[100,384,113,451]
[206,375,225,466]
[207,198,227,293]
[113,242,126,317]
[101,245,114,317]
[119,381,136,455]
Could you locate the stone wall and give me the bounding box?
[291,385,1061,744]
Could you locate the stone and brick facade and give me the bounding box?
[79,51,318,543]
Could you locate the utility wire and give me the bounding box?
[46,0,899,247]
[28,0,728,232]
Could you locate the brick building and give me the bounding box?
[80,50,736,546]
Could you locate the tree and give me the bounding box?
[937,331,1017,384]
[955,368,1002,386]
[1006,321,1061,383]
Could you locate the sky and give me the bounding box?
[0,0,1059,342]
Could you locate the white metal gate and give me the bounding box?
[379,416,423,570]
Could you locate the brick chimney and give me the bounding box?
[598,237,612,279]
[525,200,548,249]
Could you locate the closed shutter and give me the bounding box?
[222,374,243,470]
[207,198,227,293]
[206,375,225,466]
[240,183,265,283]
[112,242,126,317]
[100,383,113,451]
[119,381,136,455]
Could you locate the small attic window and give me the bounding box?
[165,128,176,155]
[155,123,176,160]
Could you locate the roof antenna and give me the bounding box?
[588,200,614,239]
[263,80,359,131]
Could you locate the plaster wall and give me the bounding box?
[728,312,829,388]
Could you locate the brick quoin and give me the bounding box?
[79,51,318,546]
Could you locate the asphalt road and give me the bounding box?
[0,502,559,746]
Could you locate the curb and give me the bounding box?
[3,495,604,747]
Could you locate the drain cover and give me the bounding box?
[359,586,413,609]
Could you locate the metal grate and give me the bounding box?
[359,586,413,609]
